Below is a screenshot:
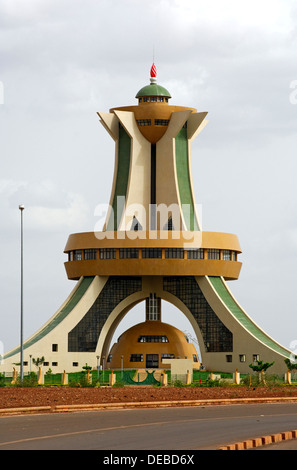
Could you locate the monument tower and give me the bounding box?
[1,64,292,374]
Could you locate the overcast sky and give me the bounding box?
[1,0,297,359]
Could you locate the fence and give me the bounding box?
[0,369,293,387]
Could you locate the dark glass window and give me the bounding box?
[74,250,82,260]
[222,250,231,260]
[84,249,97,260]
[207,249,220,260]
[138,335,169,343]
[100,248,116,259]
[142,248,162,258]
[161,354,175,359]
[163,276,233,353]
[165,248,184,259]
[119,248,139,259]
[186,248,204,259]
[155,119,169,126]
[68,277,142,352]
[130,354,143,362]
[136,119,151,126]
[52,344,58,352]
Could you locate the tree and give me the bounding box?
[284,358,297,372]
[249,360,274,385]
[32,356,45,369]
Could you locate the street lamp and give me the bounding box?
[19,204,24,384]
[96,355,100,380]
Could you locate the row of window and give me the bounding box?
[138,335,169,343]
[138,96,169,103]
[226,354,260,363]
[129,354,198,362]
[20,353,260,368]
[136,118,170,126]
[68,248,238,261]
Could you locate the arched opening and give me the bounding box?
[108,299,201,367]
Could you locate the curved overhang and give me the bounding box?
[64,231,242,281]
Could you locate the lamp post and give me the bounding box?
[96,355,100,381]
[19,204,24,384]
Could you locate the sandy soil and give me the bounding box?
[1,385,297,410]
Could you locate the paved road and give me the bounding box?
[1,403,297,451]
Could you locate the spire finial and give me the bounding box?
[150,63,157,83]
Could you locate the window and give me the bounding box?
[155,119,169,126]
[74,250,82,260]
[138,335,169,343]
[52,344,58,352]
[163,217,174,230]
[146,293,161,321]
[163,277,233,353]
[130,354,143,362]
[142,248,162,258]
[165,248,184,259]
[239,354,246,363]
[207,249,220,260]
[161,354,175,359]
[72,362,79,367]
[253,354,260,362]
[150,96,157,102]
[146,354,159,368]
[68,277,142,352]
[120,248,139,259]
[52,362,58,367]
[100,248,116,259]
[107,354,112,362]
[158,97,164,102]
[131,216,142,231]
[222,250,231,260]
[143,97,149,102]
[226,355,232,362]
[84,249,97,260]
[137,119,151,126]
[186,248,204,259]
[232,251,237,261]
[68,251,74,261]
[193,354,198,362]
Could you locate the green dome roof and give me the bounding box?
[136,83,171,99]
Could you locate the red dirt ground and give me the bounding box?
[1,385,297,410]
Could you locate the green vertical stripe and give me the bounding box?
[4,277,95,359]
[107,124,131,231]
[209,276,290,358]
[175,126,199,231]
